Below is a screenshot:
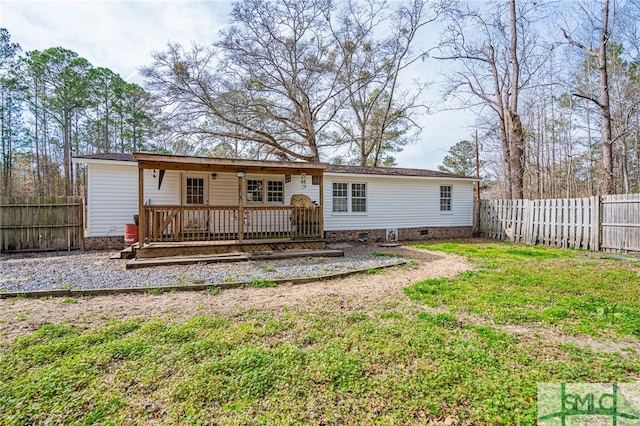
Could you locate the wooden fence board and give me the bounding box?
[601,194,640,253]
[478,194,640,253]
[479,195,640,252]
[0,196,84,252]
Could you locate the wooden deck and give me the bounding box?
[131,238,328,259]
[143,205,321,243]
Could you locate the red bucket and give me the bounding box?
[124,224,139,246]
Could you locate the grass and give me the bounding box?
[249,278,278,288]
[2,307,638,425]
[406,241,640,338]
[1,240,639,424]
[206,286,221,295]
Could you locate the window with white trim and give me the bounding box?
[440,185,452,212]
[332,182,348,212]
[247,179,263,202]
[351,183,366,212]
[185,177,205,204]
[333,182,367,213]
[247,179,284,203]
[267,180,284,203]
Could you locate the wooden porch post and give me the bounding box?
[138,166,145,247]
[318,173,324,239]
[238,174,244,243]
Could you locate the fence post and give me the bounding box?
[590,196,601,251]
[522,200,532,244]
[473,200,478,235]
[80,198,86,250]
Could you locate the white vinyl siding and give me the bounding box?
[285,175,320,204]
[209,173,237,206]
[84,161,474,236]
[86,163,179,237]
[324,173,474,231]
[207,173,320,206]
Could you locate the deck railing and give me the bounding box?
[143,205,321,243]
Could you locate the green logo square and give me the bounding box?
[538,383,640,425]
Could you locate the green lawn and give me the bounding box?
[1,241,639,425]
[406,242,640,338]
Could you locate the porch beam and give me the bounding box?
[138,166,145,247]
[133,152,327,176]
[136,161,325,176]
[238,175,244,243]
[319,174,324,239]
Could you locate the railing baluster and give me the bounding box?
[142,204,321,243]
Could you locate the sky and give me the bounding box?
[1,0,477,170]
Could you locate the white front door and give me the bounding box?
[182,174,209,232]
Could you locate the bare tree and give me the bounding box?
[331,0,439,166]
[437,0,546,199]
[144,0,348,162]
[561,0,617,194]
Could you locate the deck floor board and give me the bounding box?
[126,248,343,269]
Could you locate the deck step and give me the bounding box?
[126,252,249,269]
[248,249,343,261]
[125,249,343,269]
[134,239,327,259]
[112,245,136,260]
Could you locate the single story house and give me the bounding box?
[73,153,477,253]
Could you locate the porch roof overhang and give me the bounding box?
[133,152,328,176]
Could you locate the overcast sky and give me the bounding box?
[1,0,477,170]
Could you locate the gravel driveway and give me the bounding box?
[1,245,410,294]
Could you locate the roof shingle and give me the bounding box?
[326,164,471,179]
[74,153,135,162]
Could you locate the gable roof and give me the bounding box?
[74,153,476,180]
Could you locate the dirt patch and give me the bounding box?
[0,247,470,348]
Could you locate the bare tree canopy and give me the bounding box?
[330,0,442,166]
[436,0,548,199]
[142,0,437,163]
[4,0,640,197]
[142,0,345,162]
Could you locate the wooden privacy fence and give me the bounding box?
[478,194,640,253]
[0,197,84,252]
[601,194,640,253]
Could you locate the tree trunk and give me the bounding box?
[63,110,72,196]
[500,123,512,199]
[507,0,524,199]
[508,112,525,199]
[598,14,614,195]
